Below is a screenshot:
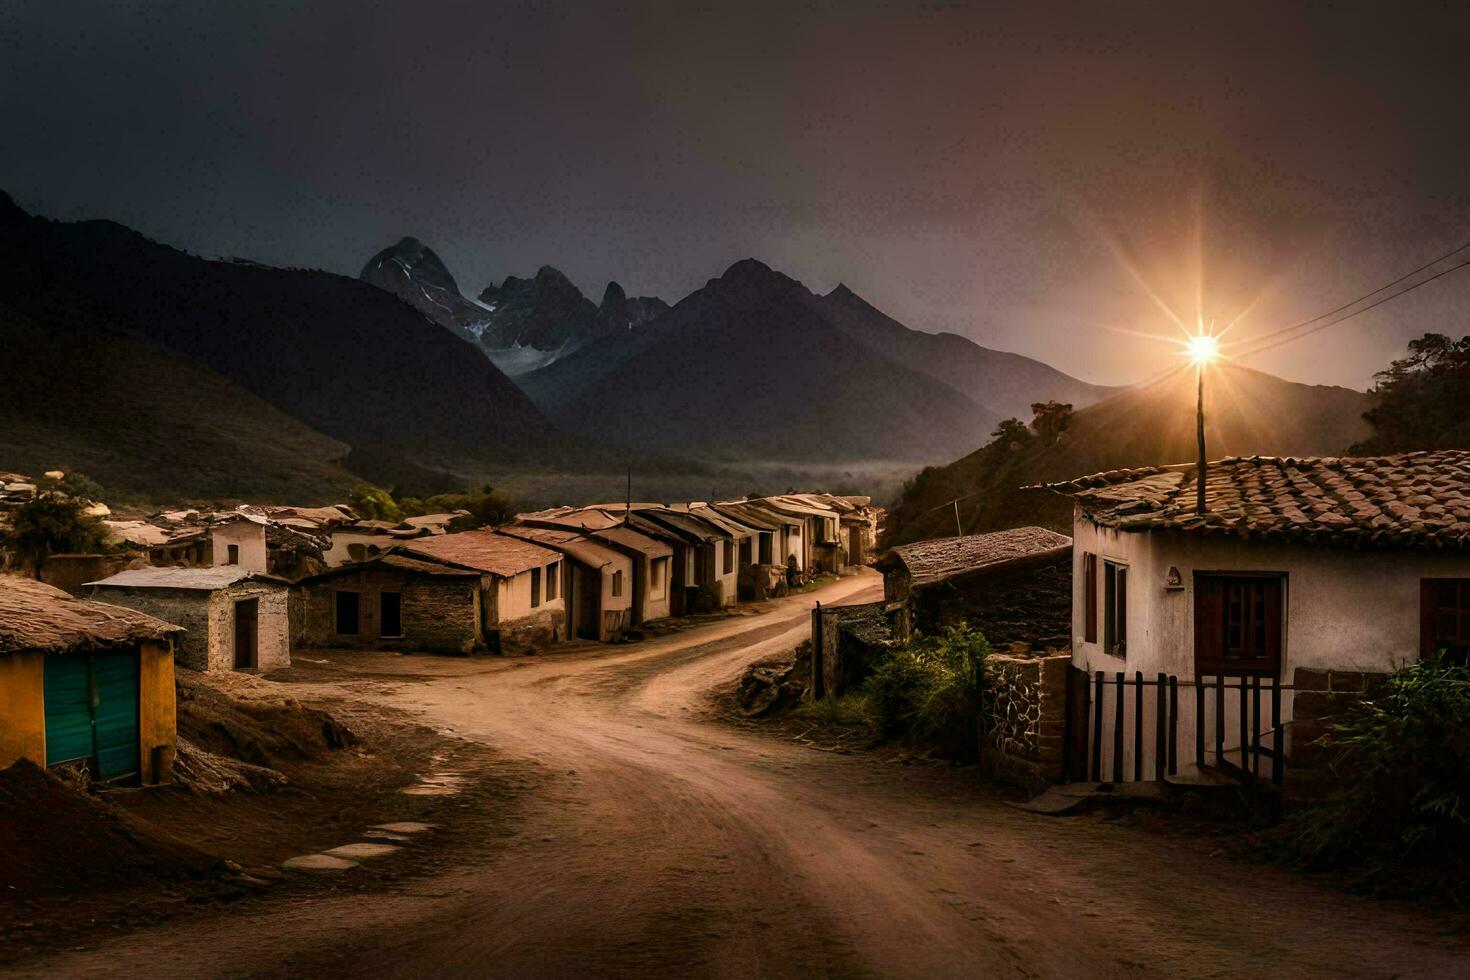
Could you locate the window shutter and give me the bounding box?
[1083,553,1098,643]
[1116,565,1128,654]
[1263,576,1282,664]
[1193,575,1223,672]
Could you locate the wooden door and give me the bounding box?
[234,598,258,669]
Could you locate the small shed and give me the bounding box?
[0,576,180,783]
[876,527,1073,648]
[85,566,291,673]
[293,553,484,654]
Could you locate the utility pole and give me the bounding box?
[1196,365,1207,515]
[625,464,632,525]
[953,499,963,537]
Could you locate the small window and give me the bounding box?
[531,567,542,608]
[380,592,402,638]
[1103,561,1127,656]
[1421,579,1470,663]
[546,562,559,601]
[335,591,360,635]
[612,570,624,597]
[723,540,734,575]
[226,543,240,565]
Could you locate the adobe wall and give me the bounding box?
[0,651,45,770]
[207,583,290,672]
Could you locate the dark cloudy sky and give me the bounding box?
[4,1,1468,389]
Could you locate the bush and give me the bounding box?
[863,624,990,760]
[8,491,109,576]
[1285,654,1470,896]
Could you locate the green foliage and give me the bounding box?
[792,693,872,728]
[347,484,403,523]
[1285,654,1470,895]
[989,417,1032,451]
[35,470,104,502]
[1352,333,1470,454]
[862,624,991,760]
[9,491,109,576]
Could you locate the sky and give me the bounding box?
[4,1,1469,390]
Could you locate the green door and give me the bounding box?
[43,652,141,781]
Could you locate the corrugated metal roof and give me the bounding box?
[87,567,287,590]
[711,503,783,531]
[0,576,183,655]
[644,509,732,541]
[591,525,673,559]
[400,529,558,577]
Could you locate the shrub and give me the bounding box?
[862,624,990,760]
[1286,653,1470,895]
[8,491,109,576]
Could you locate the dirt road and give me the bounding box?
[14,573,1470,978]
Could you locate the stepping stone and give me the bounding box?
[322,842,401,861]
[282,853,359,871]
[371,822,436,834]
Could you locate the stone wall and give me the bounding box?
[982,652,1070,783]
[811,601,895,698]
[294,566,482,655]
[91,588,214,670]
[208,583,290,673]
[911,560,1071,651]
[1289,667,1389,771]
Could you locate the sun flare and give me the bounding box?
[1185,332,1221,366]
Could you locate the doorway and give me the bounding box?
[574,564,600,640]
[233,598,259,670]
[380,591,402,638]
[335,591,360,636]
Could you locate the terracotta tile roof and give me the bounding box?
[0,576,183,656]
[496,526,630,570]
[877,527,1073,588]
[1042,451,1470,548]
[399,529,559,577]
[589,526,673,560]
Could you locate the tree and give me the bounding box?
[1029,400,1074,446]
[989,417,1032,452]
[1351,333,1470,454]
[9,491,109,577]
[347,484,403,523]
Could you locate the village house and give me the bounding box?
[294,530,566,654]
[497,525,634,641]
[0,576,180,784]
[758,496,843,573]
[877,526,1073,647]
[85,566,291,673]
[516,510,675,627]
[728,500,808,574]
[633,508,738,610]
[1044,450,1470,785]
[148,513,270,572]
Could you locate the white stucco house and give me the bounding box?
[1045,450,1470,785]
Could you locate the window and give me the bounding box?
[335,591,360,635]
[650,557,667,598]
[1083,552,1098,643]
[723,540,734,575]
[546,562,559,601]
[226,543,240,566]
[758,534,773,565]
[379,592,402,638]
[1103,561,1128,656]
[531,567,542,608]
[612,570,624,597]
[1421,579,1470,663]
[1194,574,1283,676]
[739,538,753,568]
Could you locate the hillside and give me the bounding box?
[812,285,1116,420]
[882,362,1375,546]
[0,194,555,476]
[0,303,359,502]
[554,260,1001,462]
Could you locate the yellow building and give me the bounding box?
[0,576,181,784]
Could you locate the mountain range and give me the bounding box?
[881,362,1376,546]
[361,242,1117,462]
[0,193,552,501]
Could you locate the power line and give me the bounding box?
[1231,238,1470,357]
[1234,259,1470,359]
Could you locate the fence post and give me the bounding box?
[1214,672,1225,768]
[1251,675,1262,778]
[810,604,825,700]
[1168,675,1178,776]
[1238,674,1250,782]
[1154,672,1166,781]
[1091,671,1103,781]
[1195,678,1205,768]
[1133,670,1144,782]
[1112,671,1124,783]
[1271,679,1284,787]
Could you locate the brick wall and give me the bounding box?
[983,652,1070,782]
[294,567,481,655]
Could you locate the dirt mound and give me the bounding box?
[176,670,356,769]
[0,759,217,898]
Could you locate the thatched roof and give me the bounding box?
[878,527,1072,588]
[0,576,182,656]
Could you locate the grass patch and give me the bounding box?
[792,693,872,728]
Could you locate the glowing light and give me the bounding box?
[1186,332,1221,365]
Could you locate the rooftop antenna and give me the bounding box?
[625,463,632,526]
